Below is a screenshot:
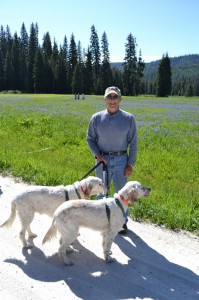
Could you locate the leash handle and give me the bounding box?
[102,163,109,196]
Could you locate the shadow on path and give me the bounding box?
[5,229,199,300]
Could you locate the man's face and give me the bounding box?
[105,93,121,114]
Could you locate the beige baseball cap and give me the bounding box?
[104,86,121,97]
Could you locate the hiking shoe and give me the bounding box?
[118,223,128,234]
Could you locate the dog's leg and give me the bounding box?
[20,229,32,249]
[18,212,34,249]
[59,237,74,253]
[58,223,79,265]
[102,230,116,263]
[58,243,74,266]
[27,225,37,238]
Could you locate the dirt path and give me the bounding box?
[0,175,198,300]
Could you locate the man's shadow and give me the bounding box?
[114,228,199,299]
[4,229,199,300]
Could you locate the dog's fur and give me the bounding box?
[42,181,151,265]
[0,176,106,248]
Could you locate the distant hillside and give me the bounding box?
[111,62,123,70]
[111,54,199,80]
[144,54,199,81]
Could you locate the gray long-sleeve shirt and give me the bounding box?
[86,109,138,166]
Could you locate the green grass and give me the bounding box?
[0,94,198,234]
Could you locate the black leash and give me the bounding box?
[79,161,104,181]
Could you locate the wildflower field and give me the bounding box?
[0,94,198,234]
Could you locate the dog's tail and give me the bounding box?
[0,201,16,228]
[42,219,57,244]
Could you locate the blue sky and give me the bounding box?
[1,0,198,62]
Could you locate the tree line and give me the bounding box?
[142,54,199,96]
[0,23,146,96]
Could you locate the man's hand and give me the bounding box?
[125,164,133,177]
[95,154,107,164]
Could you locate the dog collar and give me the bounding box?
[73,184,82,199]
[105,203,111,223]
[118,194,129,206]
[65,189,69,201]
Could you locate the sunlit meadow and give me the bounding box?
[0,94,198,234]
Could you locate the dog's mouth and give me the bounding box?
[129,187,151,204]
[143,187,151,198]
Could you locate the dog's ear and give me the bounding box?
[132,184,138,190]
[128,185,139,202]
[82,179,92,198]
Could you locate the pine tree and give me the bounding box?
[0,26,6,90]
[20,23,29,91]
[42,32,52,59]
[100,31,112,92]
[62,35,68,61]
[3,51,12,90]
[3,26,13,90]
[19,47,28,92]
[5,25,12,53]
[42,32,54,92]
[71,62,83,94]
[68,33,78,93]
[52,40,59,91]
[136,50,145,95]
[56,48,67,94]
[156,54,172,97]
[20,23,29,56]
[33,47,45,93]
[0,48,3,90]
[185,83,193,97]
[123,33,138,96]
[60,36,69,93]
[10,32,20,90]
[90,25,101,93]
[77,40,83,62]
[83,47,93,94]
[27,23,39,92]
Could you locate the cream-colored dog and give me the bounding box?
[42,181,151,265]
[0,176,106,248]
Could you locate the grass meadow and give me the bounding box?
[0,94,198,235]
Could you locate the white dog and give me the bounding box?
[42,181,151,265]
[0,176,106,248]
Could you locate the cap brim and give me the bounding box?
[104,91,118,97]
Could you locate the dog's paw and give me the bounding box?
[59,249,74,266]
[23,243,33,249]
[105,255,115,263]
[66,246,74,254]
[64,260,74,266]
[61,255,74,266]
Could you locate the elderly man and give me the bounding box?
[86,86,138,233]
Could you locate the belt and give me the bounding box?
[100,150,127,157]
